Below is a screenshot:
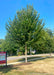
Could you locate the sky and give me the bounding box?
[0,0,54,39]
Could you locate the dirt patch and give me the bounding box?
[16,62,32,66]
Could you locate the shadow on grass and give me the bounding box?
[0,65,18,74]
[0,62,32,74]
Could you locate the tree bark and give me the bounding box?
[25,43,27,63]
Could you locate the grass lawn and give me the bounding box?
[0,57,54,75]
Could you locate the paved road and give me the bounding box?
[7,54,51,61]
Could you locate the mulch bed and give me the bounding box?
[0,62,32,69]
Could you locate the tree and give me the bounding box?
[6,5,45,62]
[46,28,53,37]
[2,33,18,56]
[0,39,4,51]
[34,28,54,54]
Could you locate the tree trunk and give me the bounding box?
[25,43,27,63]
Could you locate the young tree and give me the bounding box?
[6,5,45,62]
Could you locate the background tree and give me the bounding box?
[0,39,4,51]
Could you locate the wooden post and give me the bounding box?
[6,52,7,67]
